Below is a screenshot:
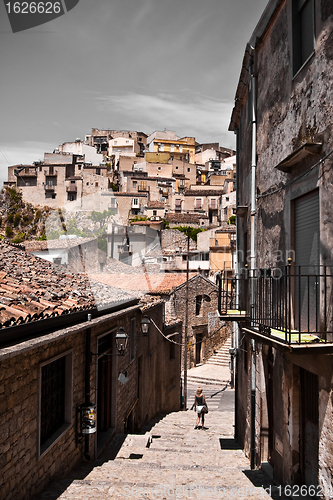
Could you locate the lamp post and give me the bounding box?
[140,316,150,336]
[115,327,129,356]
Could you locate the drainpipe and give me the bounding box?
[85,327,91,460]
[249,47,257,470]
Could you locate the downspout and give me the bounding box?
[249,45,257,470]
[234,127,241,439]
[85,327,91,460]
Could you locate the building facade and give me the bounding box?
[0,243,181,500]
[227,0,333,495]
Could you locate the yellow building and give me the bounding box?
[146,130,196,163]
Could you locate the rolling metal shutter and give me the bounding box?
[294,190,319,331]
[295,190,319,270]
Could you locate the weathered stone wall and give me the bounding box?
[168,275,230,367]
[0,329,86,500]
[0,301,181,500]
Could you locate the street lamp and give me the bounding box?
[140,316,150,336]
[115,327,129,356]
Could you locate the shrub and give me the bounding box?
[13,213,21,227]
[12,232,25,244]
[5,226,13,237]
[6,213,14,223]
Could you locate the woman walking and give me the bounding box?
[194,387,208,429]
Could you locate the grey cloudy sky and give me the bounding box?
[0,0,268,186]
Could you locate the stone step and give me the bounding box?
[186,375,230,385]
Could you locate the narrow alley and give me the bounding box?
[35,351,287,500]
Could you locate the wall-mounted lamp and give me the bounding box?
[140,316,151,336]
[115,327,129,355]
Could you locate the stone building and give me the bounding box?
[226,0,333,495]
[151,274,230,368]
[0,242,181,500]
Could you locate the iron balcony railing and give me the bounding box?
[217,265,333,344]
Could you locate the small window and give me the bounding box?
[39,352,72,456]
[187,168,190,172]
[158,166,161,171]
[95,182,98,187]
[52,193,56,199]
[196,296,203,316]
[153,210,157,216]
[133,181,137,187]
[292,0,315,75]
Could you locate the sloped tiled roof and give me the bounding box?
[147,200,165,209]
[165,213,208,224]
[90,271,195,295]
[24,237,95,252]
[0,243,136,329]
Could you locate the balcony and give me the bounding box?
[17,169,37,177]
[44,184,55,191]
[66,185,77,193]
[217,265,333,349]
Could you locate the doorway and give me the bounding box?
[300,367,319,487]
[195,333,203,365]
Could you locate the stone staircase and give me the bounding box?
[53,387,276,500]
[184,336,232,386]
[206,335,232,367]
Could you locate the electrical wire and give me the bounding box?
[150,317,227,347]
[256,148,333,200]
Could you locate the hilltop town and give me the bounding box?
[3,128,237,276]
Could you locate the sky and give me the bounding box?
[0,0,269,187]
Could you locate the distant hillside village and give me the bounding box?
[4,129,237,276]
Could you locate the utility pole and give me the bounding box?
[183,231,190,410]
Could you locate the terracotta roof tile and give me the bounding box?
[0,242,138,330]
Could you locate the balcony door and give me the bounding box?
[294,190,320,332]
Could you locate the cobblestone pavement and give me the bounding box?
[35,366,300,500]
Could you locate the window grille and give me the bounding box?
[40,356,66,446]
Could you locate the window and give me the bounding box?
[196,296,203,316]
[133,181,137,188]
[187,168,190,172]
[159,144,164,152]
[153,210,157,216]
[96,168,100,175]
[292,0,315,75]
[195,198,202,209]
[130,318,136,362]
[179,146,183,153]
[95,182,99,187]
[170,144,175,152]
[39,351,72,456]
